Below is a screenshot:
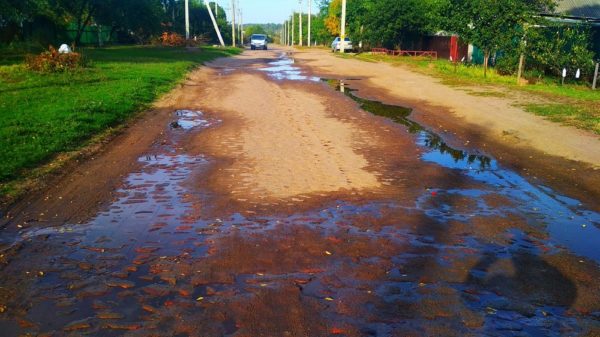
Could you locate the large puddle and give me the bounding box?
[326,79,600,262]
[0,58,599,336]
[259,53,321,82]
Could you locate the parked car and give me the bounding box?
[250,34,268,50]
[331,37,353,52]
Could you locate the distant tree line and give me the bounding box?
[312,0,597,79]
[0,0,231,47]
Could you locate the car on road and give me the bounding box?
[250,34,268,50]
[331,37,353,52]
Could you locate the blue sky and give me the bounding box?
[215,0,318,24]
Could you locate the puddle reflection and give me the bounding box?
[326,79,600,262]
[259,54,321,82]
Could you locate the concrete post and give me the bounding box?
[593,62,599,90]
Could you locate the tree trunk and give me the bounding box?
[75,13,92,46]
[483,50,489,78]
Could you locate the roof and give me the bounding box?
[554,0,600,19]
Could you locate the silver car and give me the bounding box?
[331,37,353,52]
[250,34,268,50]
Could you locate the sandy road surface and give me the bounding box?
[0,47,600,336]
[198,71,380,199]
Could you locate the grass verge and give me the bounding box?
[346,53,600,134]
[0,45,240,199]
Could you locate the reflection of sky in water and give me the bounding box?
[260,55,321,82]
[175,110,216,130]
[417,126,600,262]
[328,79,600,263]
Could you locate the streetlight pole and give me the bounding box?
[185,0,190,40]
[298,1,303,47]
[340,0,346,53]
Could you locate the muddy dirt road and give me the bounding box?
[1,47,600,336]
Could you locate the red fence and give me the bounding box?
[370,48,438,59]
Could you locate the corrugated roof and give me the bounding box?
[555,0,600,19]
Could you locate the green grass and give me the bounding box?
[348,53,600,133]
[0,45,240,193]
[525,103,600,135]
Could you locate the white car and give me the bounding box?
[331,37,353,52]
[250,34,268,50]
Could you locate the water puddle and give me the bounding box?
[326,79,600,262]
[171,110,216,130]
[259,53,321,82]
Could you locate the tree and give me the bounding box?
[95,0,163,44]
[446,0,555,77]
[362,0,444,49]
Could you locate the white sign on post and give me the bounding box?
[575,69,580,79]
[562,68,567,78]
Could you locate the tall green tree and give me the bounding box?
[362,0,445,49]
[446,0,555,77]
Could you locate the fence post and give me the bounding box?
[516,53,525,85]
[593,62,599,90]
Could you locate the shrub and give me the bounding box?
[160,32,186,46]
[153,32,207,47]
[25,46,83,73]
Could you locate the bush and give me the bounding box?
[160,32,186,46]
[495,54,519,75]
[527,24,595,79]
[25,45,83,73]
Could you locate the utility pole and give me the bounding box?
[214,1,218,17]
[340,0,346,53]
[205,0,225,46]
[298,1,303,47]
[185,0,190,40]
[292,13,295,46]
[231,0,236,46]
[308,0,311,47]
[239,6,243,45]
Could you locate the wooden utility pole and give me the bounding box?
[340,0,346,53]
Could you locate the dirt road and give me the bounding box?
[1,47,599,336]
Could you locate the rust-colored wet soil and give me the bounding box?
[1,49,600,337]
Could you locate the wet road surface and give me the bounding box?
[1,48,599,336]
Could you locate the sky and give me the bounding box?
[215,0,318,24]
